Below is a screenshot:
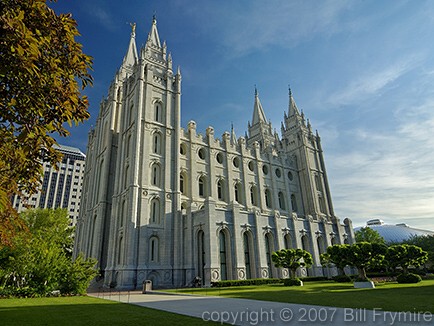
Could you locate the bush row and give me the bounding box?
[210,276,329,288]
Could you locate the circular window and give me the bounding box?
[262,165,268,175]
[198,148,206,160]
[180,143,186,155]
[248,161,254,172]
[275,168,281,178]
[288,171,293,181]
[216,152,223,164]
[233,157,240,168]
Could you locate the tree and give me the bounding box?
[355,227,386,245]
[0,0,92,245]
[406,235,434,267]
[0,209,97,296]
[386,244,428,274]
[324,244,351,275]
[272,248,313,279]
[345,242,387,281]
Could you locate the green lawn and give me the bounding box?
[168,280,434,313]
[0,296,211,326]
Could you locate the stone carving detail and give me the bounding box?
[261,268,269,278]
[237,268,246,280]
[211,269,220,281]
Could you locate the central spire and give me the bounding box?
[251,87,267,125]
[148,15,161,48]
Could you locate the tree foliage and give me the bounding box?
[346,242,387,280]
[324,244,351,274]
[386,244,428,274]
[0,0,92,245]
[272,248,313,279]
[355,227,386,245]
[0,209,97,296]
[405,235,434,266]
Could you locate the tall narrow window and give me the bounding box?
[199,177,205,198]
[197,231,205,280]
[150,237,159,262]
[265,233,273,278]
[150,198,160,223]
[243,232,252,279]
[124,166,129,189]
[278,192,286,210]
[155,103,162,122]
[265,189,271,208]
[250,186,258,206]
[291,194,298,212]
[126,135,131,158]
[153,133,161,154]
[284,234,292,249]
[180,174,185,194]
[151,164,160,187]
[217,180,224,201]
[219,231,227,280]
[317,236,326,255]
[234,183,240,202]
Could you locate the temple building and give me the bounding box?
[74,18,354,289]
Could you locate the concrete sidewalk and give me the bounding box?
[89,291,432,325]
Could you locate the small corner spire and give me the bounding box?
[254,85,258,97]
[288,84,292,98]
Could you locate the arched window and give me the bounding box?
[199,176,206,198]
[284,233,292,249]
[219,231,228,280]
[291,194,298,212]
[217,179,224,201]
[234,182,242,204]
[265,233,274,278]
[153,133,161,154]
[301,235,310,252]
[250,186,258,206]
[243,232,252,279]
[265,189,272,208]
[151,164,160,187]
[197,230,205,280]
[315,175,322,192]
[331,237,337,245]
[150,198,160,224]
[317,236,326,255]
[155,102,162,122]
[278,192,286,210]
[150,237,159,262]
[180,174,185,194]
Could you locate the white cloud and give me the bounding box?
[328,56,421,107]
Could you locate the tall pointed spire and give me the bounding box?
[288,85,300,117]
[148,15,161,48]
[122,23,138,67]
[251,87,268,125]
[230,123,237,145]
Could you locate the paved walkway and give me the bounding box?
[89,291,432,325]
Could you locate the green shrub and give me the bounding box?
[396,273,422,284]
[333,275,352,283]
[211,278,282,287]
[283,278,302,286]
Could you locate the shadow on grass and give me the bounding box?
[0,296,210,326]
[208,282,434,313]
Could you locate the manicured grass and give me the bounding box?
[168,280,434,313]
[0,295,212,326]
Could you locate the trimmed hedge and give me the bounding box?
[397,273,422,284]
[210,276,329,288]
[283,278,302,286]
[211,278,282,287]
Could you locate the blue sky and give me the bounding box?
[51,0,434,231]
